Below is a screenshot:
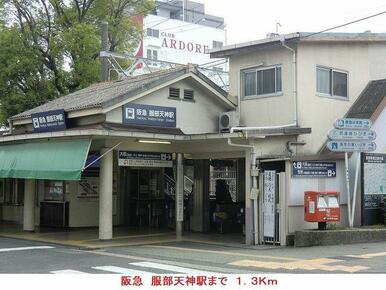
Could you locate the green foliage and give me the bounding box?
[0,0,154,124]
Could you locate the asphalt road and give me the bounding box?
[0,237,386,274]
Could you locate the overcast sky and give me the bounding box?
[197,0,386,45]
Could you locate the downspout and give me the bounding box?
[280,37,298,126]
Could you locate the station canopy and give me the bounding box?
[0,139,90,180]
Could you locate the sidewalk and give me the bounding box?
[0,223,275,250]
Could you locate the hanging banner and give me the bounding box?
[118,151,173,168]
[122,103,176,127]
[263,170,276,239]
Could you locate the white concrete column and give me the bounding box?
[23,179,36,232]
[99,147,113,240]
[244,151,254,245]
[176,153,184,240]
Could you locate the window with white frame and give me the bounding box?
[316,66,348,98]
[146,28,159,38]
[146,49,158,66]
[213,40,223,49]
[241,66,282,98]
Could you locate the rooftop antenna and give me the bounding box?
[276,22,282,34]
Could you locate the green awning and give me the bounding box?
[0,139,90,180]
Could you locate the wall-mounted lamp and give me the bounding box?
[137,139,171,145]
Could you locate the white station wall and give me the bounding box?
[288,160,348,232]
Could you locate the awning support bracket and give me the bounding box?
[82,142,122,171]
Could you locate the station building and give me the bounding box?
[1,32,386,246]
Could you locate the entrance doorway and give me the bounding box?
[260,160,286,245]
[122,168,172,229]
[207,159,245,235]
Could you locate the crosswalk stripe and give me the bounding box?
[0,246,55,253]
[129,261,214,274]
[92,266,155,275]
[50,269,88,274]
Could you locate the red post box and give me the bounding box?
[304,191,340,230]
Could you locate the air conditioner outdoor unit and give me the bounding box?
[219,111,240,132]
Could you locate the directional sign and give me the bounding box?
[327,141,376,152]
[328,129,376,141]
[118,151,173,167]
[335,118,372,130]
[292,161,337,178]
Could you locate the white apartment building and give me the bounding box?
[135,1,225,67]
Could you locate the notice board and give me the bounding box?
[361,153,386,225]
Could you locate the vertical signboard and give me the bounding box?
[361,153,386,226]
[263,170,276,238]
[176,189,184,222]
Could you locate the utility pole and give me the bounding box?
[100,22,110,82]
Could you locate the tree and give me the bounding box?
[0,0,154,124]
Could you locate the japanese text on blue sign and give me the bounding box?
[292,161,337,177]
[123,103,176,127]
[31,109,67,132]
[335,118,372,130]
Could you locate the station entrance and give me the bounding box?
[119,157,245,237]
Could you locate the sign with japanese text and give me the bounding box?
[328,129,376,141]
[292,161,336,178]
[122,103,176,127]
[118,151,173,168]
[31,109,67,132]
[334,118,372,130]
[263,170,276,239]
[327,141,376,152]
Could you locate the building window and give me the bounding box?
[183,89,194,101]
[146,28,159,38]
[213,41,223,49]
[241,66,282,98]
[316,66,348,98]
[169,87,180,99]
[146,49,158,66]
[44,180,64,201]
[0,179,24,205]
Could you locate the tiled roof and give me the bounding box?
[319,79,386,154]
[211,32,386,57]
[346,79,386,119]
[11,66,190,120]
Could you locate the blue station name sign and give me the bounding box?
[292,161,337,178]
[31,109,67,132]
[122,103,176,128]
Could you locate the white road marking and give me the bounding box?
[0,246,55,253]
[92,266,155,275]
[130,261,216,274]
[50,269,88,274]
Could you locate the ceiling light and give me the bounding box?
[137,139,171,145]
